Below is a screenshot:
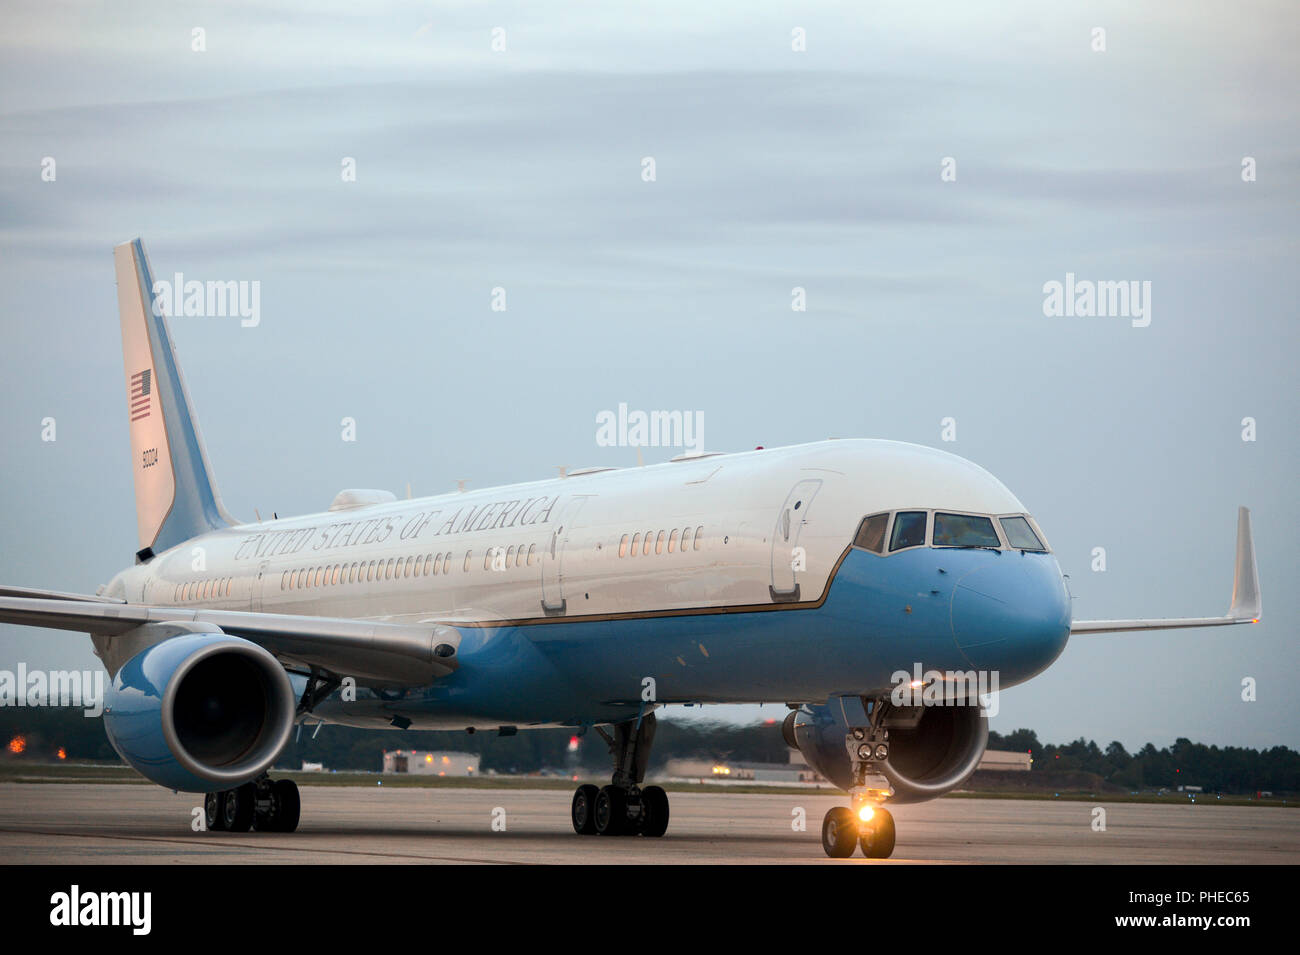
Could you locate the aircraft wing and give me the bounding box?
[0,584,126,603]
[1069,506,1260,635]
[0,594,459,685]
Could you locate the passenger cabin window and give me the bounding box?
[1000,516,1046,551]
[933,512,1001,549]
[889,511,928,551]
[852,513,889,554]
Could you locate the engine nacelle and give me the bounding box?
[785,699,988,803]
[103,628,296,792]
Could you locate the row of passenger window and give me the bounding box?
[279,542,545,592]
[181,526,711,602]
[852,510,1047,554]
[618,525,704,557]
[174,578,233,602]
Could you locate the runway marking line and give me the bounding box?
[0,827,528,865]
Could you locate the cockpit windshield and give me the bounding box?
[889,511,928,551]
[853,513,889,554]
[999,515,1046,551]
[932,512,1001,548]
[850,509,1050,554]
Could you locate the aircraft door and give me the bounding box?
[252,559,270,611]
[769,479,822,602]
[541,497,589,615]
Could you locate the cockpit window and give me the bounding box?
[852,513,889,554]
[1000,515,1046,551]
[889,511,928,551]
[933,512,1001,548]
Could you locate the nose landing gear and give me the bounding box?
[822,707,897,858]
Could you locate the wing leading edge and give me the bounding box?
[0,595,459,685]
[1069,506,1260,635]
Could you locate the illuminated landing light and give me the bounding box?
[909,679,924,689]
[858,805,875,823]
[1251,618,1260,624]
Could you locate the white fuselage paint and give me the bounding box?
[108,440,1028,630]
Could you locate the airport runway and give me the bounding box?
[0,783,1295,864]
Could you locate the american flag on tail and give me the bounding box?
[130,368,151,421]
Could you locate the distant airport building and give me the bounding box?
[665,751,826,785]
[382,750,480,776]
[977,750,1032,772]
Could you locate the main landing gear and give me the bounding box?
[571,712,670,837]
[204,776,300,833]
[822,703,896,859]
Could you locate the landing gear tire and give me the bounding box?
[571,784,600,835]
[222,782,256,832]
[594,785,628,836]
[260,779,300,833]
[640,785,670,838]
[204,791,227,832]
[859,808,895,859]
[822,806,859,858]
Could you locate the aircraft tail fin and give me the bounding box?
[113,238,233,561]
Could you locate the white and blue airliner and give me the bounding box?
[0,240,1261,857]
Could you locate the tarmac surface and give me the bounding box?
[0,782,1296,864]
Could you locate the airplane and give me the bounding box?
[0,239,1262,857]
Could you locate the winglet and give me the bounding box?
[1070,505,1262,635]
[1228,506,1261,622]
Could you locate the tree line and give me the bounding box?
[2,708,1296,794]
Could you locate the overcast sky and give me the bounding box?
[1,1,1296,751]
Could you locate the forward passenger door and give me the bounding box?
[769,479,822,601]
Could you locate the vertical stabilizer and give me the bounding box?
[113,239,233,560]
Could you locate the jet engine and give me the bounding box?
[102,628,296,792]
[784,699,988,803]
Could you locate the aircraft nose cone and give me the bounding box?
[950,556,1070,683]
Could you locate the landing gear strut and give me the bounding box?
[204,776,300,833]
[822,699,896,858]
[571,712,669,837]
